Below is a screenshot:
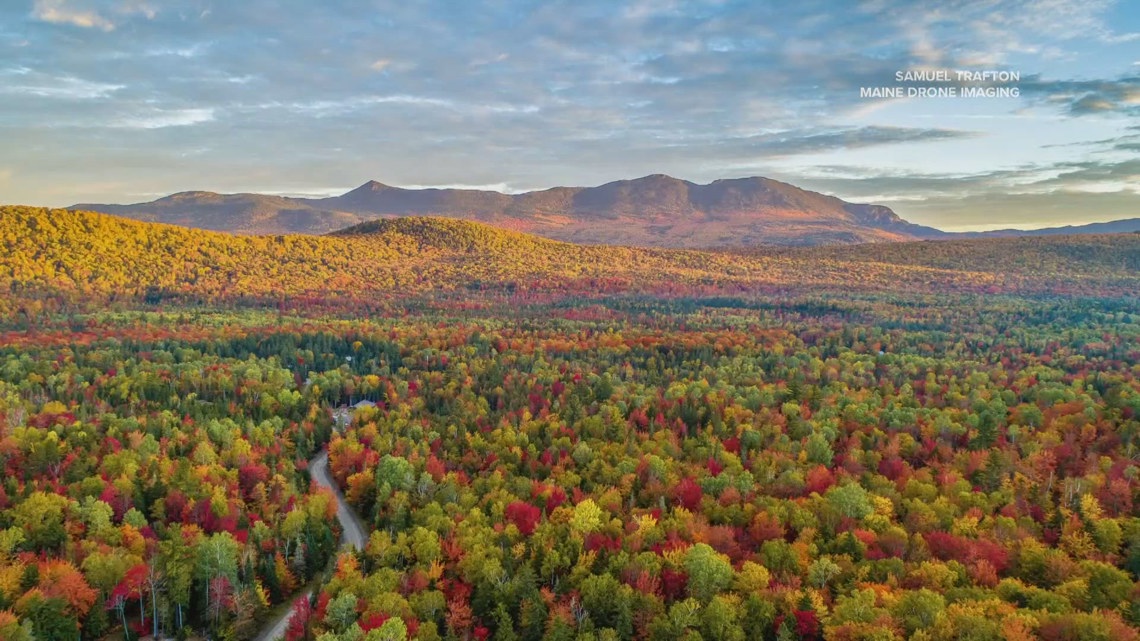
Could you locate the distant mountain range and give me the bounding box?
[70,174,1140,247]
[958,218,1140,238]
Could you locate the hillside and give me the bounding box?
[2,208,1138,319]
[70,174,948,247]
[783,233,1140,276]
[967,217,1140,238]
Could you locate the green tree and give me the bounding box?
[580,574,633,638]
[684,544,734,603]
[9,491,70,552]
[196,532,240,626]
[700,595,743,641]
[805,432,834,466]
[325,591,359,632]
[826,483,872,519]
[893,589,945,636]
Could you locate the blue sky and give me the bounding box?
[1,0,1137,231]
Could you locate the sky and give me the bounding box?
[1,0,1138,231]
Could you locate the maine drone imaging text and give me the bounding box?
[860,69,1021,99]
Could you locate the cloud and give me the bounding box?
[1018,75,1140,115]
[144,43,208,58]
[30,0,156,31]
[110,107,215,129]
[118,0,155,20]
[792,154,1140,232]
[254,95,540,118]
[266,95,455,117]
[740,126,978,156]
[799,155,1140,200]
[0,68,123,99]
[31,0,114,30]
[1034,158,1140,190]
[370,59,391,72]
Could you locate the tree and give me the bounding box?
[32,560,95,618]
[1082,561,1133,610]
[893,589,945,636]
[0,610,33,641]
[826,483,872,520]
[369,617,408,640]
[160,525,199,631]
[701,595,744,641]
[325,591,359,632]
[505,502,542,537]
[807,557,841,589]
[18,594,78,641]
[143,553,166,638]
[571,499,604,535]
[684,544,734,603]
[580,574,633,638]
[195,532,240,627]
[805,432,833,466]
[285,595,312,641]
[9,491,70,553]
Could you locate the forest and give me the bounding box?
[0,206,1137,640]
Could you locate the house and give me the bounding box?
[331,399,378,430]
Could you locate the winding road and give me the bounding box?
[253,450,367,641]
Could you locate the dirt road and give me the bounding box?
[252,450,367,641]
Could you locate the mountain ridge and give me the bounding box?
[68,174,1140,247]
[961,217,1140,238]
[70,174,947,247]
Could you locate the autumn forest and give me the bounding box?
[0,205,1138,641]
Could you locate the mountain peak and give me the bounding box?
[710,176,774,186]
[162,190,224,200]
[346,180,393,195]
[621,173,694,187]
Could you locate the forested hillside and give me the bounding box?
[3,207,1138,320]
[798,235,1140,276]
[0,206,1137,640]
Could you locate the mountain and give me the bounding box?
[71,191,360,234]
[964,217,1140,238]
[67,175,1140,247]
[70,175,949,247]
